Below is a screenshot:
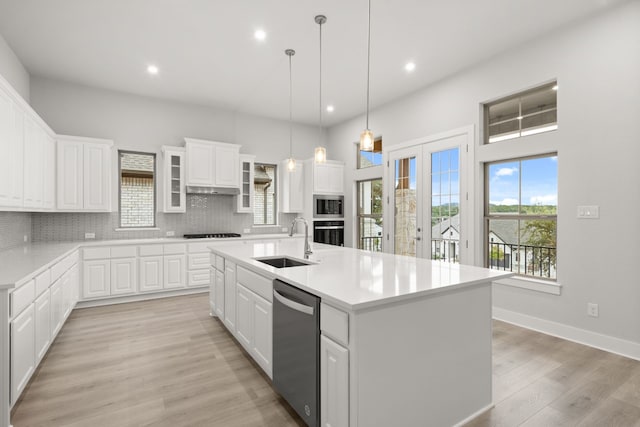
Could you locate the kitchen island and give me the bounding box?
[209,238,513,427]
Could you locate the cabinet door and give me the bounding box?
[214,144,239,187]
[235,284,253,349]
[43,134,55,209]
[252,294,273,377]
[236,155,255,213]
[10,109,24,205]
[61,271,72,319]
[34,289,51,363]
[328,164,344,194]
[320,335,349,427]
[23,117,44,208]
[70,264,80,306]
[11,304,35,405]
[139,256,163,292]
[0,87,15,206]
[164,150,186,212]
[209,267,216,315]
[164,255,186,289]
[281,161,304,213]
[57,139,84,209]
[83,259,111,299]
[50,279,64,337]
[186,141,215,185]
[111,257,137,295]
[215,269,225,318]
[224,262,236,331]
[84,143,111,210]
[313,163,330,194]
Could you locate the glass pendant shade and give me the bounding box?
[314,146,327,163]
[286,157,296,172]
[360,129,374,151]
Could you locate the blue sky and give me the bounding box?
[489,156,558,206]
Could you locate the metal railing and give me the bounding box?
[488,241,556,279]
[360,236,383,252]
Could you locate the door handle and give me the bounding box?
[274,290,314,316]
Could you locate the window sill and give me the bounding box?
[493,276,561,295]
[114,227,161,232]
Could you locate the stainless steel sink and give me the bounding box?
[254,256,313,268]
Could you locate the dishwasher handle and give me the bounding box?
[274,290,315,316]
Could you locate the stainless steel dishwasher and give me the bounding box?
[273,280,320,427]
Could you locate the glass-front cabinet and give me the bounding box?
[162,146,186,213]
[236,154,255,213]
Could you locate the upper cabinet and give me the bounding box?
[311,161,344,195]
[280,160,304,213]
[161,146,186,213]
[236,154,255,213]
[185,138,240,188]
[0,85,23,207]
[23,117,55,210]
[57,136,113,212]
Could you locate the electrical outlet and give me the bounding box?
[166,231,175,237]
[23,235,28,242]
[282,227,288,233]
[577,205,600,219]
[85,232,96,239]
[587,303,599,317]
[243,229,250,234]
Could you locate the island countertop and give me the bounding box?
[209,238,513,311]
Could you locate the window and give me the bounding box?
[253,163,277,225]
[485,82,557,144]
[119,151,156,228]
[485,154,557,279]
[357,137,383,169]
[357,179,383,252]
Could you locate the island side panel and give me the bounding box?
[351,283,492,427]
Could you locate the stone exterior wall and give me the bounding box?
[394,188,417,256]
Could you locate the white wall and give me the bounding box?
[0,33,29,102]
[328,1,640,350]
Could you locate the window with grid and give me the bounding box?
[119,151,156,228]
[357,179,383,252]
[485,154,557,280]
[253,163,277,225]
[357,137,383,169]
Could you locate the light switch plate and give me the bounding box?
[166,231,175,237]
[243,229,250,234]
[85,232,96,239]
[577,205,599,219]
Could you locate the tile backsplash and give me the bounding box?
[31,194,296,242]
[0,212,31,250]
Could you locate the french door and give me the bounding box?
[386,130,471,263]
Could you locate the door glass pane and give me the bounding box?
[430,147,459,262]
[394,157,417,256]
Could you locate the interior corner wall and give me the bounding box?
[0,32,30,102]
[327,1,640,348]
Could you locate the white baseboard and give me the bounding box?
[493,307,640,361]
[453,403,493,427]
[76,287,208,308]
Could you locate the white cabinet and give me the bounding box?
[215,269,225,318]
[209,267,216,315]
[139,256,164,292]
[50,278,64,337]
[83,259,110,299]
[43,134,55,209]
[111,258,137,295]
[320,335,349,427]
[57,136,113,211]
[164,255,186,289]
[280,159,304,213]
[236,284,253,348]
[251,293,273,376]
[23,117,44,208]
[313,162,344,194]
[236,154,255,213]
[34,290,51,363]
[10,305,35,405]
[161,146,186,213]
[185,138,240,188]
[224,261,237,332]
[0,87,23,207]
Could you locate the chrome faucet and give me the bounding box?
[289,217,313,259]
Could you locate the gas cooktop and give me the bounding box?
[183,233,242,239]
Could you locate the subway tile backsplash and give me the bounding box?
[31,194,296,242]
[0,212,32,250]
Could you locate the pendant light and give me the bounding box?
[314,15,327,164]
[285,49,296,172]
[360,0,374,152]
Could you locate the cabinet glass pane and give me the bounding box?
[243,195,250,208]
[171,156,180,167]
[171,167,180,180]
[171,180,180,192]
[171,193,180,207]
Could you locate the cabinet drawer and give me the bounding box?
[188,269,210,287]
[51,251,79,281]
[11,280,35,319]
[321,303,349,347]
[83,247,110,260]
[188,253,210,270]
[236,266,272,302]
[215,255,225,271]
[110,245,137,258]
[34,269,51,297]
[164,243,186,255]
[189,241,211,253]
[139,244,163,257]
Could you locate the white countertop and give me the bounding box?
[209,239,514,311]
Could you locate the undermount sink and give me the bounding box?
[254,256,313,268]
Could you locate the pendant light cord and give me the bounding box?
[289,52,293,158]
[319,19,323,137]
[365,0,371,130]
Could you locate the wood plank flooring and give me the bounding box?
[11,294,640,426]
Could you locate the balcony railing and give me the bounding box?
[488,241,556,279]
[360,236,383,252]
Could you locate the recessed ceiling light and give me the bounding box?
[404,62,416,72]
[147,65,159,75]
[552,84,559,91]
[326,105,335,113]
[254,29,267,41]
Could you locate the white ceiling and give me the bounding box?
[0,0,627,126]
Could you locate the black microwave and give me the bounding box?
[313,195,344,218]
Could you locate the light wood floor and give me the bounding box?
[11,294,640,427]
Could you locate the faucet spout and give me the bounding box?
[290,217,313,259]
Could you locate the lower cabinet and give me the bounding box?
[164,255,187,289]
[235,284,253,347]
[83,259,110,299]
[215,269,225,318]
[110,257,137,295]
[235,283,273,378]
[34,290,51,363]
[139,256,163,292]
[10,304,35,405]
[50,278,64,337]
[224,261,237,332]
[320,335,349,427]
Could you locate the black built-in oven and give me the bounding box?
[313,221,344,247]
[313,195,344,218]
